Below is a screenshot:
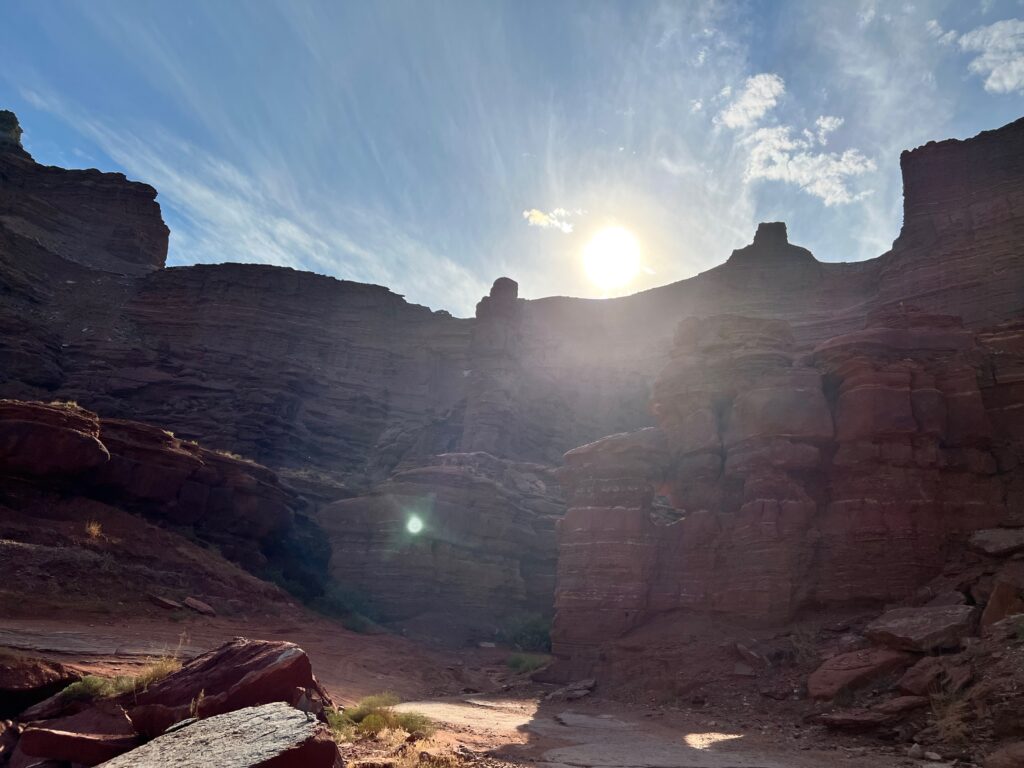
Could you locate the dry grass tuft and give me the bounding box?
[60,654,182,702]
[85,520,103,539]
[930,691,971,745]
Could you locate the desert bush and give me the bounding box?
[502,613,551,652]
[506,652,550,674]
[85,520,103,539]
[327,692,435,743]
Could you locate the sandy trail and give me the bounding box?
[396,695,913,768]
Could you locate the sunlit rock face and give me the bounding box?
[547,306,1018,682]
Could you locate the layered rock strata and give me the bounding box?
[550,307,1020,679]
[2,110,1022,478]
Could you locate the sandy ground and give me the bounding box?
[0,615,921,768]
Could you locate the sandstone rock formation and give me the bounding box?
[318,451,561,639]
[5,640,338,768]
[1,107,1023,646]
[0,658,81,719]
[2,110,1022,480]
[99,702,340,768]
[0,399,325,604]
[549,304,1022,680]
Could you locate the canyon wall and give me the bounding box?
[1,108,1022,638]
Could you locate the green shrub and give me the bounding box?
[344,692,399,722]
[503,614,552,652]
[356,712,389,736]
[506,652,550,674]
[326,692,435,743]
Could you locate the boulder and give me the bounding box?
[807,648,914,700]
[119,638,333,737]
[98,702,339,767]
[0,656,80,718]
[15,701,138,765]
[898,654,974,696]
[182,597,215,616]
[865,605,977,652]
[970,528,1024,557]
[982,563,1024,628]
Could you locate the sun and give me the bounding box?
[582,226,641,292]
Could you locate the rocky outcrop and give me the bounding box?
[7,640,338,767]
[318,451,561,639]
[548,305,1019,680]
[0,658,81,719]
[0,111,168,276]
[0,399,325,593]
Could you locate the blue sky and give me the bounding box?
[2,1,1022,316]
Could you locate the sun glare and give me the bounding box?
[582,226,641,292]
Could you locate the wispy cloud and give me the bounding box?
[744,125,876,206]
[958,18,1024,94]
[522,207,580,234]
[715,73,785,129]
[21,87,489,314]
[925,19,957,46]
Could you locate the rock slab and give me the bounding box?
[98,702,339,768]
[865,605,977,652]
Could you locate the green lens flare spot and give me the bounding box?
[406,515,424,534]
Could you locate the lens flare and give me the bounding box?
[406,515,424,534]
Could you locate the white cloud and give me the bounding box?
[715,73,785,129]
[814,115,844,144]
[925,19,957,46]
[690,99,704,113]
[958,19,1024,94]
[522,207,578,234]
[743,124,876,206]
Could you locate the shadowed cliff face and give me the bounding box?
[1,109,1023,640]
[2,114,1022,479]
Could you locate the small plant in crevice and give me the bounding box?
[85,519,103,539]
[59,655,182,702]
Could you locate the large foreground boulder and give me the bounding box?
[99,702,339,767]
[120,638,333,737]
